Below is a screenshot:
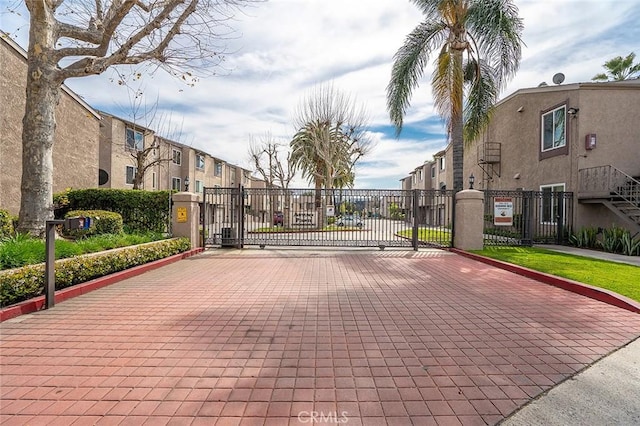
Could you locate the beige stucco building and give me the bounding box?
[98,112,255,194]
[0,35,100,215]
[464,80,640,234]
[401,80,639,235]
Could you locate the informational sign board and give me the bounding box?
[177,207,188,223]
[291,211,317,227]
[326,205,335,217]
[494,197,513,226]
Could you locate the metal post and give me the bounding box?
[412,189,419,251]
[522,191,533,246]
[45,220,64,309]
[556,191,565,245]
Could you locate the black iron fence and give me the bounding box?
[201,187,455,249]
[483,190,573,246]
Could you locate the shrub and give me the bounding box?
[600,226,626,253]
[0,210,17,238]
[620,231,640,256]
[63,210,124,239]
[55,188,172,233]
[569,226,599,249]
[0,237,191,307]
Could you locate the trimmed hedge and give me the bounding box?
[55,188,173,233]
[63,210,124,238]
[0,237,191,307]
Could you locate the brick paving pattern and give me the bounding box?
[2,249,639,425]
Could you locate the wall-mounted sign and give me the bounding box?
[177,207,188,223]
[494,197,513,226]
[326,205,335,217]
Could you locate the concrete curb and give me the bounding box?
[0,248,204,322]
[451,248,640,314]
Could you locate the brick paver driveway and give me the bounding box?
[2,249,639,425]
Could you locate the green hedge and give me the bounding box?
[63,210,124,238]
[55,189,172,233]
[0,237,191,307]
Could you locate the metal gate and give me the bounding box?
[202,187,454,249]
[483,190,574,246]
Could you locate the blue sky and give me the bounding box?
[2,0,639,189]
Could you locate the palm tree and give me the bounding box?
[592,52,640,82]
[387,0,523,191]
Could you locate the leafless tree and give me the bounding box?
[248,133,295,190]
[17,0,256,236]
[248,132,296,226]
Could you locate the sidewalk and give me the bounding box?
[501,337,640,425]
[539,244,640,267]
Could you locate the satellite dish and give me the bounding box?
[538,82,548,87]
[552,73,565,85]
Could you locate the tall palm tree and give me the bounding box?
[592,52,640,82]
[387,0,523,191]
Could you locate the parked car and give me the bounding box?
[337,214,363,228]
[273,211,284,226]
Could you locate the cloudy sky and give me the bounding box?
[3,0,639,188]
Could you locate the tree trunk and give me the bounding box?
[17,4,62,237]
[451,48,465,192]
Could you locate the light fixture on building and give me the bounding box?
[517,106,524,113]
[468,173,475,190]
[567,107,579,115]
[184,176,190,191]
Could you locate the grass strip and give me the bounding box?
[470,246,640,302]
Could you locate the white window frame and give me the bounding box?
[172,177,182,191]
[214,162,222,176]
[125,128,144,151]
[431,166,436,178]
[541,105,566,152]
[439,157,445,171]
[126,165,137,185]
[196,154,205,170]
[172,149,182,165]
[540,183,566,224]
[195,180,204,193]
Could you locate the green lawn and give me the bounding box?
[398,228,452,246]
[470,246,640,302]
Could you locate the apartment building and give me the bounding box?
[464,80,640,234]
[401,80,639,235]
[0,35,100,215]
[98,112,255,195]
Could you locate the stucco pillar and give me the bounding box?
[172,192,201,249]
[454,190,484,250]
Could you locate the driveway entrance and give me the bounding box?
[202,187,454,249]
[2,249,639,424]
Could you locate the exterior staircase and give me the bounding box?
[578,165,640,236]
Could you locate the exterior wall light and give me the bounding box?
[184,176,190,191]
[469,173,475,190]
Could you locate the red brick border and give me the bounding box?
[451,248,640,314]
[0,248,203,322]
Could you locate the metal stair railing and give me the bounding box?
[579,165,640,207]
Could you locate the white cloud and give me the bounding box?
[3,0,639,188]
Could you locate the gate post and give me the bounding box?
[172,192,202,249]
[454,190,484,250]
